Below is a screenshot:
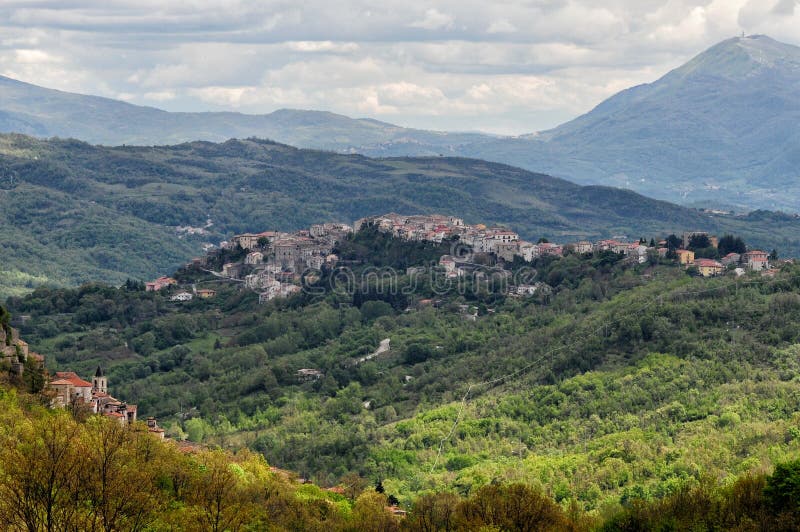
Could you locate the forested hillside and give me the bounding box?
[9,229,800,519]
[3,133,800,298]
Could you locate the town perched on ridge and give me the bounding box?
[141,213,781,306]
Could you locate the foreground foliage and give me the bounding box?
[1,382,800,530]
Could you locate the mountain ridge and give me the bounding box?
[2,34,800,210]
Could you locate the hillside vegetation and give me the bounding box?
[2,133,800,297]
[3,35,800,211]
[9,229,800,520]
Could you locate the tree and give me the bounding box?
[82,417,159,532]
[188,450,256,532]
[688,234,711,250]
[765,459,800,514]
[718,235,746,256]
[665,234,682,250]
[404,342,433,364]
[770,249,779,261]
[351,490,399,532]
[0,413,84,532]
[407,492,460,532]
[340,472,370,500]
[455,483,570,531]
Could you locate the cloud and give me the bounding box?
[0,1,798,134]
[409,8,455,30]
[486,19,517,34]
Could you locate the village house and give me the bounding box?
[518,241,537,262]
[146,417,166,439]
[258,283,300,304]
[694,258,724,277]
[571,241,593,254]
[536,242,564,257]
[676,249,695,265]
[221,262,243,278]
[297,368,323,382]
[50,367,145,427]
[197,288,216,298]
[627,244,649,264]
[438,255,461,277]
[721,253,741,266]
[495,241,520,262]
[245,251,264,265]
[593,239,622,253]
[742,250,769,271]
[1,324,33,375]
[145,276,176,291]
[230,231,282,250]
[169,291,193,302]
[50,371,93,406]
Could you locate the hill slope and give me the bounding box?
[464,35,800,211]
[0,75,487,151]
[9,233,800,514]
[4,133,800,296]
[2,36,800,211]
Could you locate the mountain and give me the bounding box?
[2,36,799,211]
[0,74,488,152]
[463,35,800,211]
[3,132,799,297]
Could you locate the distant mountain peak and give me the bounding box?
[673,33,800,80]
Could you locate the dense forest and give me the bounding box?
[7,228,800,522]
[2,133,800,296]
[3,311,800,530]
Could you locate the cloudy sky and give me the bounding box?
[1,0,798,134]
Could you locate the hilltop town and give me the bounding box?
[141,214,779,306]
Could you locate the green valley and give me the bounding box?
[8,226,800,524]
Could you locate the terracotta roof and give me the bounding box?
[105,412,124,418]
[49,379,74,386]
[695,259,722,267]
[53,372,92,387]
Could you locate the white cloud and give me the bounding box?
[286,41,359,53]
[486,19,517,34]
[410,8,455,30]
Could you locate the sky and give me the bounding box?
[0,0,798,135]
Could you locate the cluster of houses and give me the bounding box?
[0,323,43,375]
[49,366,165,438]
[216,223,351,303]
[665,231,772,277]
[2,318,164,436]
[146,215,781,305]
[358,215,777,279]
[355,213,651,263]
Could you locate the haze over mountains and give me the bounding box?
[1,35,799,212]
[2,133,799,297]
